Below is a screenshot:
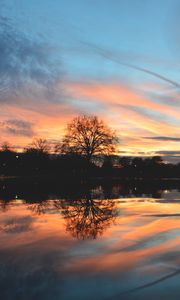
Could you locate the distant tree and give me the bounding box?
[1,142,14,152]
[26,138,50,154]
[144,156,163,167]
[23,138,50,174]
[119,156,132,168]
[0,142,17,175]
[151,156,163,165]
[57,115,119,162]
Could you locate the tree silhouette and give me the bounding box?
[57,115,119,162]
[22,138,50,174]
[26,138,50,154]
[0,142,17,175]
[1,142,13,152]
[55,198,118,239]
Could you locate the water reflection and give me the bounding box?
[0,178,179,239]
[59,199,117,239]
[0,179,180,300]
[25,198,118,239]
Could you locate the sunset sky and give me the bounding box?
[0,0,180,162]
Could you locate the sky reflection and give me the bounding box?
[0,184,179,299]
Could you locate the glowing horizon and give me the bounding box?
[0,0,179,163]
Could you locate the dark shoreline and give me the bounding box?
[0,176,179,203]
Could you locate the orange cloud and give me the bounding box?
[65,81,180,156]
[66,82,180,119]
[0,80,179,159]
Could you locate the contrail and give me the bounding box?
[105,267,180,299]
[83,42,180,88]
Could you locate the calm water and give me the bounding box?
[0,179,180,300]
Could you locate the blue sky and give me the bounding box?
[0,0,180,162]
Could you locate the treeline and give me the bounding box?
[0,139,180,178]
[0,177,179,202]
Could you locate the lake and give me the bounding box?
[0,178,180,300]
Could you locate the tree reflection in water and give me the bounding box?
[54,198,118,240]
[1,179,178,240]
[23,197,118,239]
[0,200,11,212]
[28,200,50,215]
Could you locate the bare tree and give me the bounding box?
[25,138,50,154]
[57,115,119,161]
[1,142,13,152]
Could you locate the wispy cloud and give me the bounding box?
[0,16,63,103]
[0,119,35,137]
[81,42,180,88]
[144,136,180,141]
[0,4,179,164]
[155,150,180,155]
